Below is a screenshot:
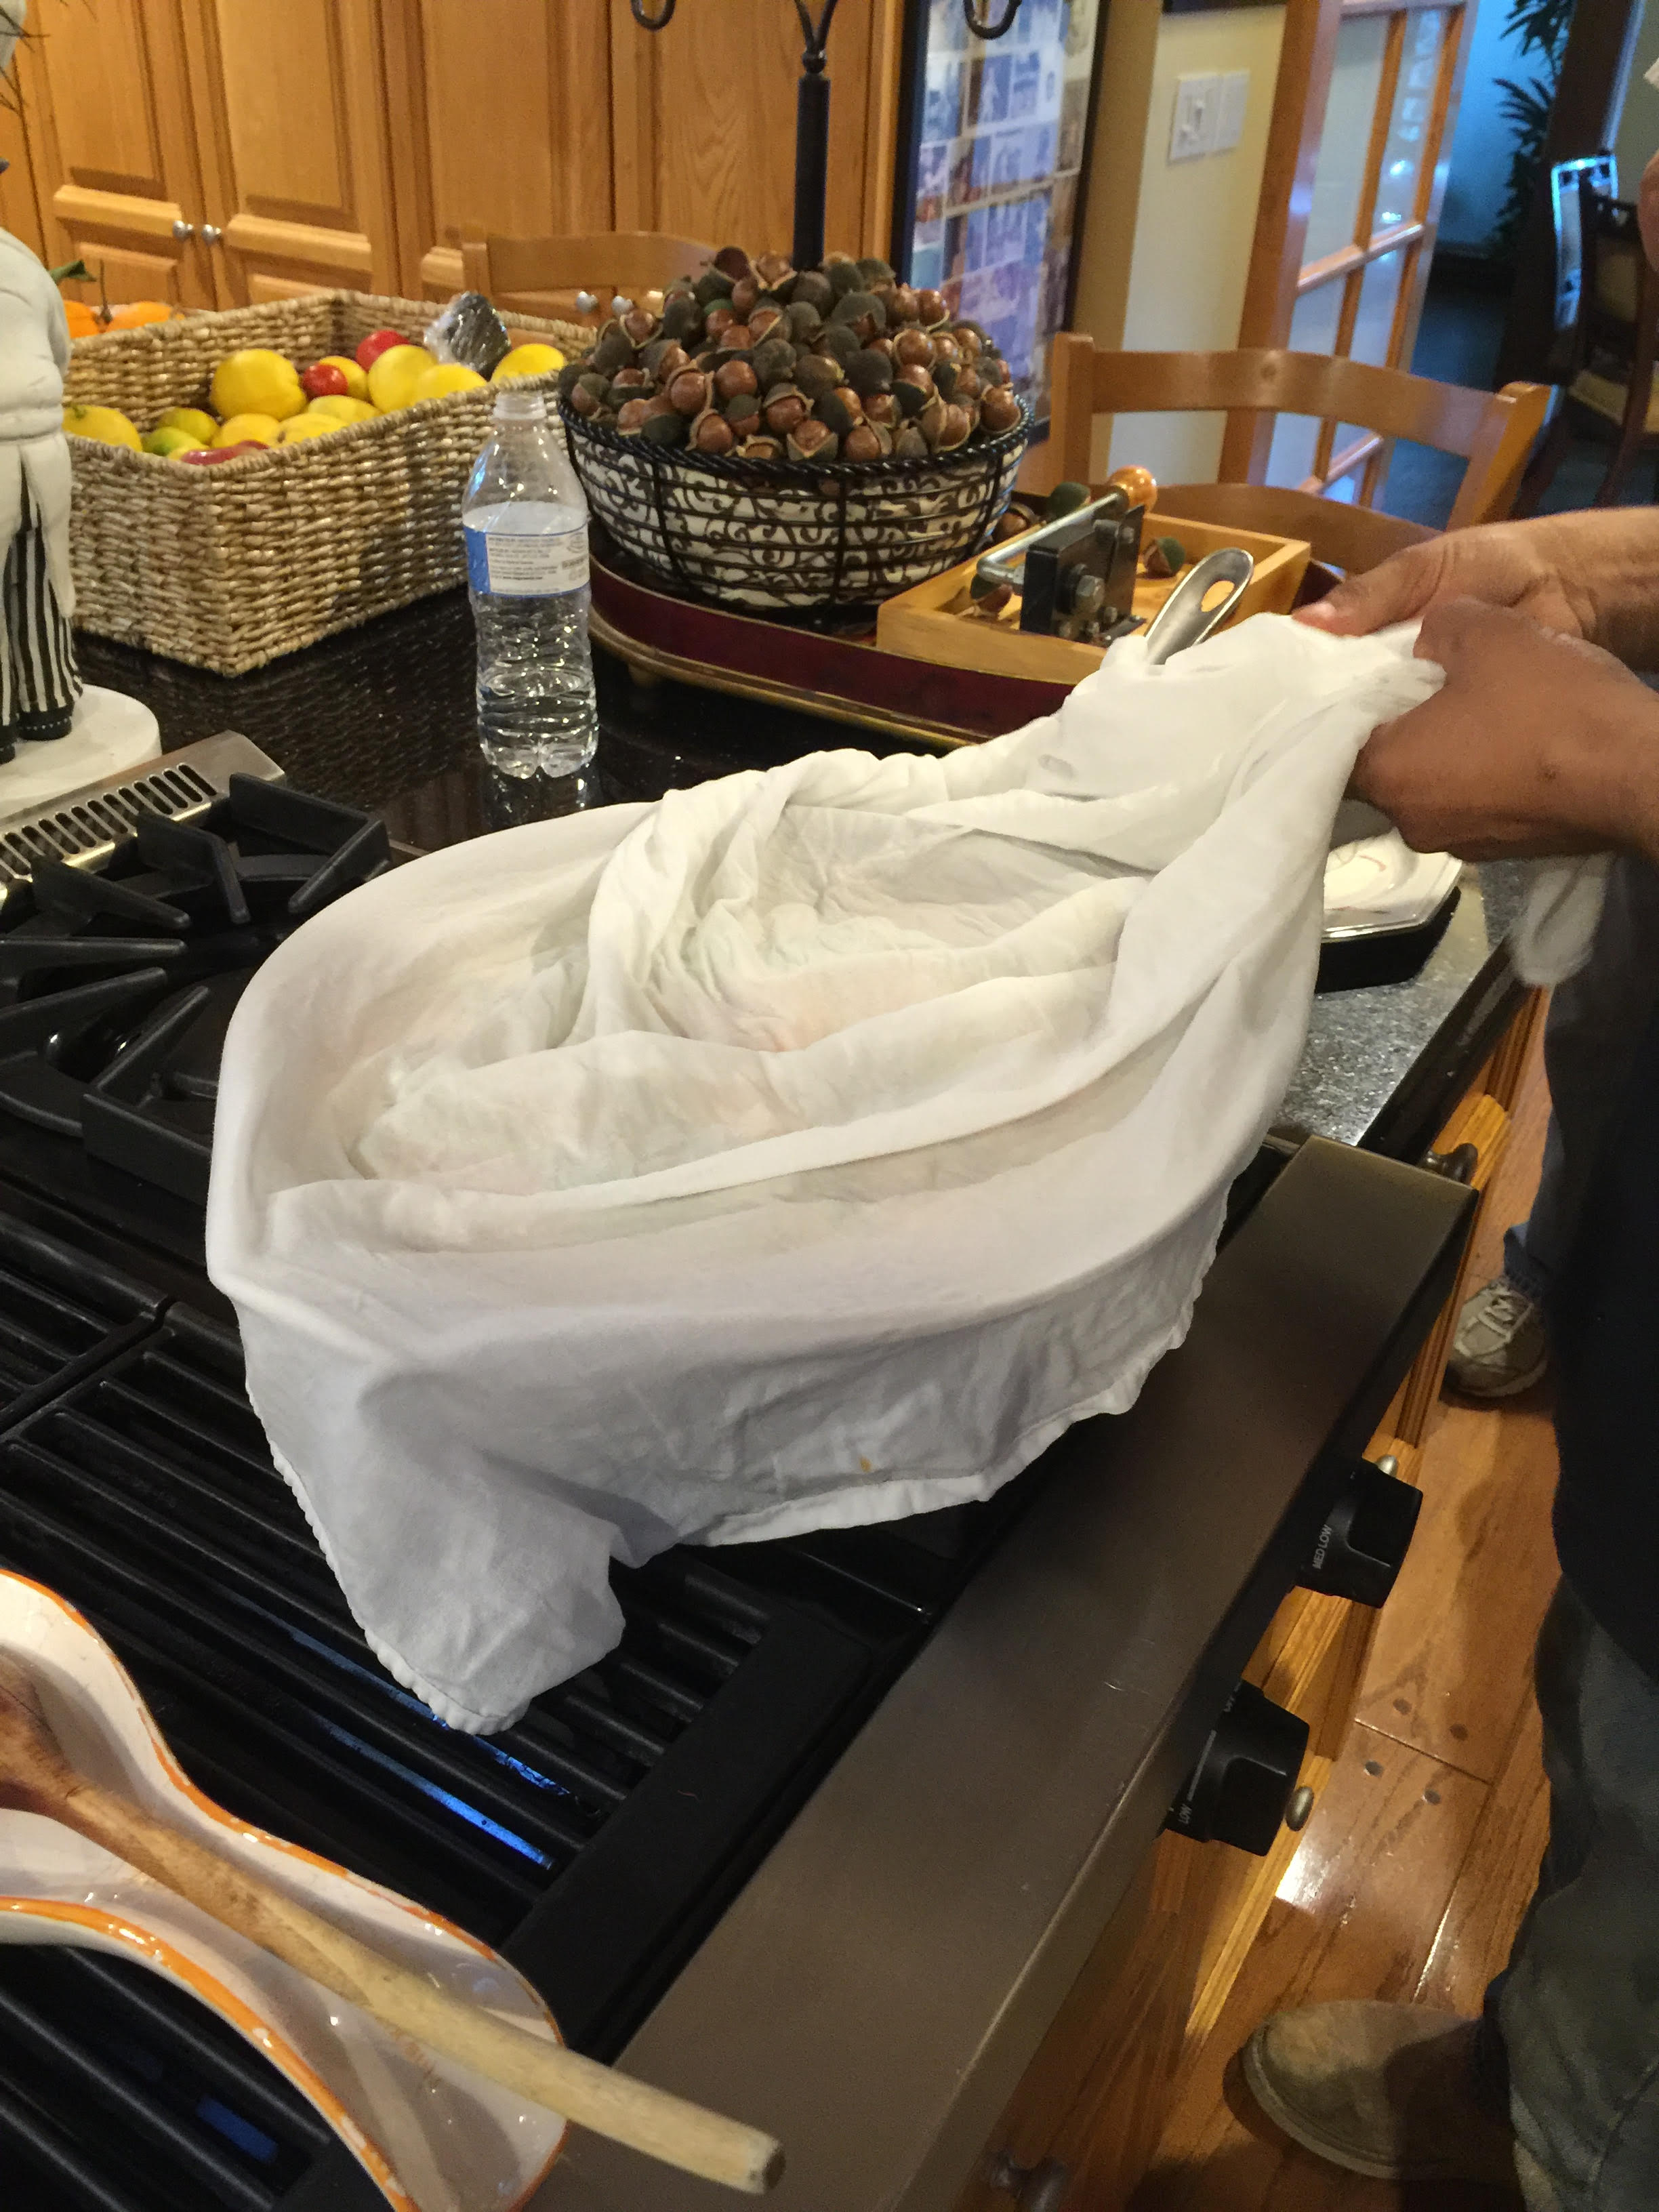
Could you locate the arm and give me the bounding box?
[1354,600,1659,865]
[1296,509,1659,670]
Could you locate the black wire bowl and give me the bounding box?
[560,398,1030,612]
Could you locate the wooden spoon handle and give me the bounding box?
[64,1778,782,2194]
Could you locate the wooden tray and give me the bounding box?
[874,512,1311,686]
[590,546,1073,749]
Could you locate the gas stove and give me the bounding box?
[0,736,394,1260]
[0,736,1048,2210]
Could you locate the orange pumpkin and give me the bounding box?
[62,299,100,338]
[104,300,175,329]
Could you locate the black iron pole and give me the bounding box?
[632,0,1022,272]
[793,62,830,272]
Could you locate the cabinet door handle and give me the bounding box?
[201,224,224,247]
[985,2153,1070,2212]
[171,219,195,241]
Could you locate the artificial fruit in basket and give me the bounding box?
[60,403,141,451]
[493,342,565,384]
[356,327,409,372]
[178,442,267,466]
[307,394,380,425]
[367,344,438,410]
[317,352,371,397]
[213,413,281,449]
[157,405,219,444]
[210,348,305,423]
[140,426,206,457]
[413,362,486,400]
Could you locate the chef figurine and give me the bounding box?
[0,3,82,768]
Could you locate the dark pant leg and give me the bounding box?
[1502,857,1659,1299]
[1494,1582,1659,2207]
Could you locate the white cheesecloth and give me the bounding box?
[210,615,1487,1731]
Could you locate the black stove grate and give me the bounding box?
[0,1206,915,2204]
[0,1213,162,1430]
[0,1945,338,2212]
[0,1044,1061,2212]
[0,1291,886,1973]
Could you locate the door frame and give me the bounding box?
[1221,0,1475,488]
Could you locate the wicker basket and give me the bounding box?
[63,291,588,676]
[562,401,1029,611]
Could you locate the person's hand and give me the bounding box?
[1353,600,1659,861]
[1295,520,1593,641]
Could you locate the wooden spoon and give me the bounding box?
[0,1657,783,2196]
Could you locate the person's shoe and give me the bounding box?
[1447,1272,1548,1398]
[1242,2002,1519,2185]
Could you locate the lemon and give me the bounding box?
[279,413,336,443]
[316,354,369,400]
[307,395,379,424]
[366,343,436,411]
[142,427,206,457]
[491,343,565,384]
[213,413,281,447]
[157,406,219,444]
[211,348,305,423]
[62,403,141,450]
[411,362,487,401]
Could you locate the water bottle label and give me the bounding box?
[464,523,588,596]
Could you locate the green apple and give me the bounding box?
[142,426,207,457]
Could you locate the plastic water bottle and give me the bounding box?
[463,388,598,778]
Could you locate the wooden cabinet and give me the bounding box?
[5,1,904,314]
[0,75,47,264]
[180,0,401,302]
[608,0,901,269]
[380,0,615,300]
[18,0,211,305]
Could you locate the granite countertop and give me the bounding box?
[79,586,1525,1170]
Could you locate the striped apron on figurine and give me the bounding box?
[0,478,79,758]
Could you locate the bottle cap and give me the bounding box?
[493,388,548,422]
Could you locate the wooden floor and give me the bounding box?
[1135,1036,1558,2209]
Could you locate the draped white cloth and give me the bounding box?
[209,615,1451,1731]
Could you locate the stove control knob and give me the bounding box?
[1165,1680,1309,1856]
[1300,1455,1422,1607]
[985,2153,1070,2212]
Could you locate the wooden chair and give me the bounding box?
[1540,153,1619,382]
[1047,334,1551,574]
[1515,188,1658,512]
[459,232,716,320]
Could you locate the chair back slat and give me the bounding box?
[1048,333,1548,553]
[1086,350,1502,455]
[463,232,716,310]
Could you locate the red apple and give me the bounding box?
[179,441,265,465]
[302,361,348,401]
[355,327,406,373]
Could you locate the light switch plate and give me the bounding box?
[1168,73,1219,163]
[1214,70,1250,153]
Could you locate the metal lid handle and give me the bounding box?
[1141,547,1254,665]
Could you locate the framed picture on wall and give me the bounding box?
[890,0,1108,434]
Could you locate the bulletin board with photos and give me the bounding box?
[895,0,1106,430]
